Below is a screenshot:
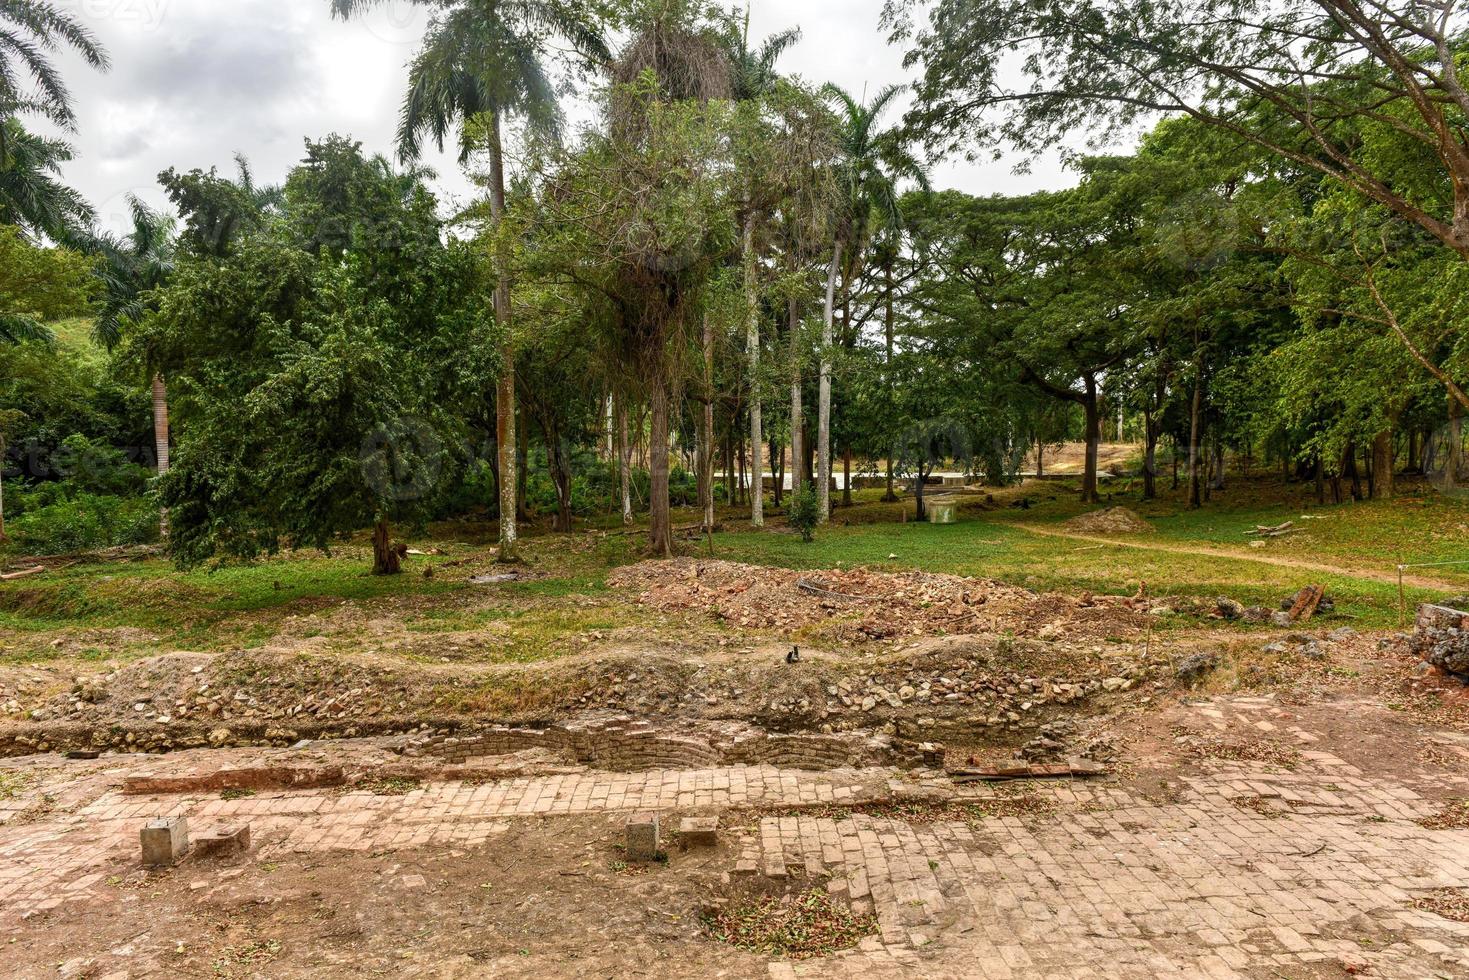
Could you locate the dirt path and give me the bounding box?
[1011,522,1469,592]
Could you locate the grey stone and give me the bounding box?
[141,816,189,867]
[1175,651,1221,685]
[1412,603,1469,674]
[679,816,718,847]
[626,811,660,862]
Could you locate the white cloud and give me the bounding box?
[36,0,1077,235]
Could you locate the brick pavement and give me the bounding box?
[2,698,1469,978]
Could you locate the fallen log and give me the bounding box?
[1245,521,1300,538]
[1288,584,1326,622]
[0,566,46,581]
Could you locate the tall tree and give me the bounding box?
[818,83,927,520]
[145,139,480,574]
[329,0,609,562]
[888,0,1469,409]
[93,197,177,532]
[724,16,800,527]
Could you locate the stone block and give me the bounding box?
[625,811,660,862]
[679,816,718,847]
[141,816,189,867]
[194,824,250,859]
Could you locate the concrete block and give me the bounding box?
[141,816,189,867]
[679,816,718,847]
[625,811,660,862]
[194,824,250,859]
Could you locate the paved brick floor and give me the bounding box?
[2,697,1469,978]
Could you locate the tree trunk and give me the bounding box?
[916,462,928,521]
[771,440,784,507]
[789,297,805,492]
[842,446,853,508]
[702,316,715,531]
[488,113,518,562]
[0,435,7,542]
[1210,436,1226,492]
[648,373,673,557]
[604,395,614,460]
[1142,407,1158,501]
[1188,363,1204,509]
[1370,424,1395,500]
[548,433,573,532]
[817,240,843,522]
[1036,442,1045,478]
[1345,443,1362,500]
[618,398,634,525]
[1081,375,1101,504]
[883,255,898,502]
[151,373,170,539]
[372,519,401,576]
[743,218,764,527]
[1444,395,1464,492]
[516,440,528,522]
[737,438,746,507]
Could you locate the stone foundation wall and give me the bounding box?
[399,715,929,772]
[1413,603,1469,675]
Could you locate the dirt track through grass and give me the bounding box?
[1012,523,1469,591]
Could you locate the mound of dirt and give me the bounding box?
[1062,507,1155,535]
[608,558,1149,642]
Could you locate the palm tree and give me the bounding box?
[0,119,94,241]
[609,0,731,556]
[723,12,800,528]
[725,14,799,103]
[0,0,109,156]
[330,0,609,562]
[816,83,928,521]
[94,196,177,535]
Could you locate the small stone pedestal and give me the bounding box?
[141,816,189,868]
[626,812,660,862]
[679,816,718,847]
[195,825,251,859]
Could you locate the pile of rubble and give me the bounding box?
[1062,507,1155,535]
[610,559,1151,642]
[398,713,937,772]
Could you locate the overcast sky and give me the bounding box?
[43,0,1075,235]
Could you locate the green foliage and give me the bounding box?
[7,491,157,555]
[787,485,819,542]
[0,119,96,241]
[0,224,95,344]
[140,138,489,569]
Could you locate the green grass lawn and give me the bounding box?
[1,474,1465,656]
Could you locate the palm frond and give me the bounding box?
[0,0,109,128]
[0,311,52,346]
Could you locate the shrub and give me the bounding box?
[9,492,158,555]
[50,434,152,496]
[787,486,820,543]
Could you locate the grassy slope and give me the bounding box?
[1,473,1466,659]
